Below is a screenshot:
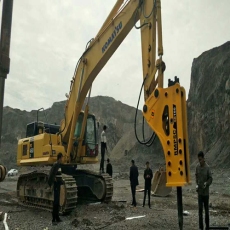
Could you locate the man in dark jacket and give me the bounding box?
[195,151,212,230]
[142,161,153,208]
[106,158,113,177]
[129,159,139,207]
[48,153,64,225]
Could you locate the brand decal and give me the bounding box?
[173,105,178,155]
[102,21,122,53]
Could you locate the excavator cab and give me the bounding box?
[73,112,98,157]
[23,111,98,160]
[26,122,60,137]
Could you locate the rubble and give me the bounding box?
[0,169,230,229]
[88,202,101,206]
[114,172,129,180]
[183,211,190,216]
[71,219,80,227]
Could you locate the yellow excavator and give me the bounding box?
[16,0,190,229]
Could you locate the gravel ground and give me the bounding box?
[0,169,230,230]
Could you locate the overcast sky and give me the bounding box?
[2,0,230,111]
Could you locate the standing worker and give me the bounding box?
[195,151,213,230]
[48,153,64,225]
[100,125,107,173]
[106,158,113,177]
[129,160,139,207]
[142,161,153,208]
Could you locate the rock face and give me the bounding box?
[0,96,143,169]
[187,41,230,167]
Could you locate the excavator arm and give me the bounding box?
[59,1,190,228]
[61,0,190,186]
[61,0,142,146]
[61,1,162,156]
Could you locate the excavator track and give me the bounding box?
[72,170,113,204]
[17,169,113,213]
[17,170,78,213]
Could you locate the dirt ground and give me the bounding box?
[0,168,230,230]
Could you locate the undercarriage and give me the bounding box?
[17,169,113,213]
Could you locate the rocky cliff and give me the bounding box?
[187,41,230,167]
[0,96,145,169]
